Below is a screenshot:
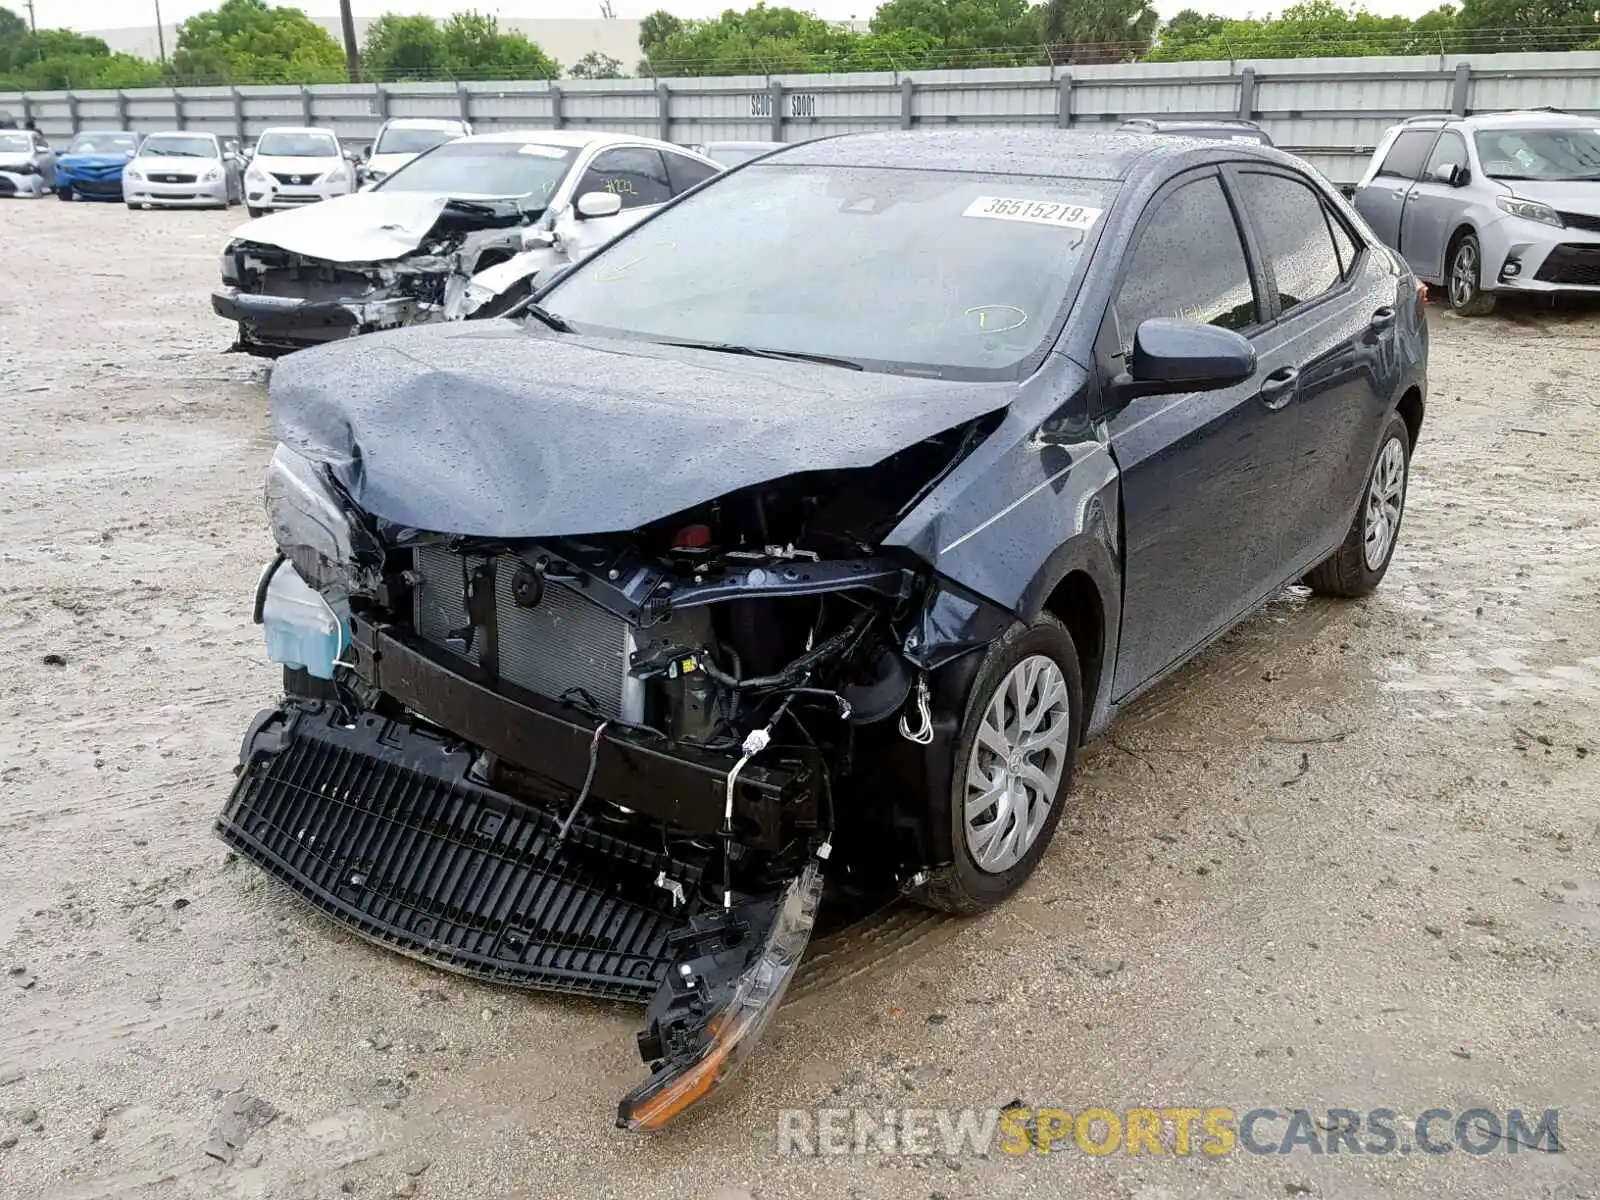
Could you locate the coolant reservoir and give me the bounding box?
[260,560,349,679]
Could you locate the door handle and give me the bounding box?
[1370,305,1397,332]
[1404,192,1419,202]
[1258,366,1300,410]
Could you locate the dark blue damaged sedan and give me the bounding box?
[218,128,1427,1129]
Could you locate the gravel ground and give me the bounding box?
[0,199,1597,1200]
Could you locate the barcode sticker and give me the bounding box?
[962,196,1102,230]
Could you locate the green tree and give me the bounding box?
[0,6,167,88]
[1148,1,1415,60]
[1038,0,1160,62]
[1451,0,1598,50]
[870,0,1037,63]
[639,10,685,59]
[361,13,444,81]
[568,50,625,78]
[438,11,560,79]
[173,0,347,83]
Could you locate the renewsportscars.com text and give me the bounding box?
[775,1106,1563,1158]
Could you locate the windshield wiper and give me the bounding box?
[658,340,864,371]
[519,302,572,333]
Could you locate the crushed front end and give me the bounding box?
[212,201,534,357]
[218,432,989,1126]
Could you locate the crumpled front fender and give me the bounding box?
[454,245,565,318]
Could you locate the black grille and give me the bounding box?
[217,707,702,1001]
[271,172,317,186]
[151,172,196,183]
[75,178,123,195]
[1557,211,1600,234]
[1535,243,1600,285]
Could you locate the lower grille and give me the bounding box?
[1535,244,1600,286]
[413,545,636,718]
[74,178,123,194]
[217,707,703,1000]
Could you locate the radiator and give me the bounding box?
[411,545,638,719]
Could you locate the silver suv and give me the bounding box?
[1352,108,1600,315]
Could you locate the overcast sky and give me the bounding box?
[32,0,1448,34]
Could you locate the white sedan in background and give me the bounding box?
[124,131,243,209]
[244,127,357,217]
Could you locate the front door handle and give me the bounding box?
[1258,366,1300,410]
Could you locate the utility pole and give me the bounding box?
[338,0,362,83]
[153,0,167,63]
[23,0,36,35]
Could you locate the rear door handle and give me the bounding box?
[1258,367,1300,410]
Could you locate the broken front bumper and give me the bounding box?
[212,289,423,356]
[217,625,827,1127]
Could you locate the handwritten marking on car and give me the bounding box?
[962,197,1102,229]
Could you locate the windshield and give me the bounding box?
[256,131,339,158]
[543,164,1113,377]
[1475,127,1600,181]
[374,126,463,156]
[0,132,32,152]
[374,140,578,199]
[67,132,137,154]
[140,135,217,159]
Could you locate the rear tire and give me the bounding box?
[1304,412,1411,598]
[907,614,1082,915]
[1446,232,1497,316]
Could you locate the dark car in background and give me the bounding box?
[218,129,1426,1130]
[56,130,143,201]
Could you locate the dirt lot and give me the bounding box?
[0,198,1597,1200]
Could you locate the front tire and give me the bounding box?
[246,205,265,219]
[1447,232,1497,316]
[1305,412,1411,598]
[57,185,73,201]
[908,614,1082,915]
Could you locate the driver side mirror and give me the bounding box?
[575,190,623,219]
[1430,161,1469,187]
[1111,319,1257,403]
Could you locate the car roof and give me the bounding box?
[462,129,703,154]
[380,117,469,129]
[140,130,217,140]
[702,140,786,149]
[1398,109,1588,132]
[769,128,1247,180]
[257,126,337,136]
[1121,117,1264,131]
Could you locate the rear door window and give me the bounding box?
[1114,172,1259,353]
[663,151,719,194]
[1236,171,1345,314]
[1376,129,1437,181]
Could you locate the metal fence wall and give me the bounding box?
[5,51,1598,186]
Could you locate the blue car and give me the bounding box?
[56,130,142,201]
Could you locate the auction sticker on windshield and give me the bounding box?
[962,197,1102,229]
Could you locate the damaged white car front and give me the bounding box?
[210,132,718,358]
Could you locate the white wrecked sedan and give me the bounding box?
[211,129,722,357]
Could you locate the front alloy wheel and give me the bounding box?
[908,614,1082,915]
[964,655,1072,873]
[1447,233,1496,316]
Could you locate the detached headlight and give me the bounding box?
[264,443,381,596]
[1495,195,1563,228]
[203,166,222,182]
[616,859,823,1131]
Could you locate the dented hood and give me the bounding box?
[271,321,1015,539]
[230,191,457,262]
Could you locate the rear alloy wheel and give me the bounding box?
[1304,412,1412,598]
[1447,233,1497,316]
[908,615,1082,915]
